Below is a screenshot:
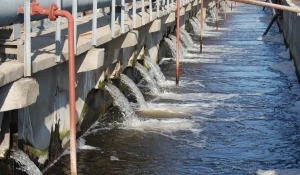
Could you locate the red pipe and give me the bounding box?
[30,1,77,175]
[176,0,180,86]
[200,0,204,52]
[216,0,219,31]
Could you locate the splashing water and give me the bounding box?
[180,29,194,47]
[169,34,186,59]
[120,74,148,109]
[10,150,42,175]
[144,56,166,84]
[105,84,139,124]
[189,19,201,35]
[164,37,176,58]
[135,62,161,94]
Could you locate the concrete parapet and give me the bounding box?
[0,78,39,112]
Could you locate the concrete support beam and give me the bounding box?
[77,48,105,73]
[186,3,192,11]
[0,78,39,112]
[0,60,24,88]
[149,20,162,33]
[121,30,139,48]
[164,12,176,24]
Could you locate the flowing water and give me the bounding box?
[169,34,187,58]
[104,83,138,123]
[144,56,166,84]
[120,74,148,109]
[135,62,161,94]
[42,4,300,175]
[10,150,42,175]
[180,29,194,48]
[164,37,176,57]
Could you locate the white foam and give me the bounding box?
[156,92,237,102]
[269,61,297,81]
[120,118,199,133]
[110,156,120,161]
[278,49,290,59]
[256,169,277,175]
[77,138,101,151]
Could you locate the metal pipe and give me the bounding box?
[167,0,170,13]
[157,0,160,17]
[72,0,77,54]
[200,0,203,52]
[24,0,31,77]
[121,0,125,33]
[2,0,134,27]
[176,0,180,86]
[30,1,77,174]
[132,0,136,27]
[224,0,227,20]
[216,0,219,31]
[111,0,116,37]
[56,0,62,62]
[142,0,145,24]
[149,0,152,20]
[92,0,97,46]
[231,0,300,13]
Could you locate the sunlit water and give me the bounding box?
[42,4,300,175]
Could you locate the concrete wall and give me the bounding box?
[281,0,300,78]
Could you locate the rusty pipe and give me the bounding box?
[216,0,219,31]
[176,0,180,86]
[200,0,203,52]
[30,2,77,175]
[224,0,227,20]
[230,0,300,13]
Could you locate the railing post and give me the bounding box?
[111,0,116,37]
[157,0,160,17]
[133,0,136,27]
[142,0,145,24]
[224,0,227,20]
[24,0,31,77]
[121,0,125,33]
[92,0,97,46]
[72,0,77,54]
[56,0,62,62]
[149,0,153,20]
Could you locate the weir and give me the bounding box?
[1,0,300,174]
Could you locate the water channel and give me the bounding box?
[37,3,300,175]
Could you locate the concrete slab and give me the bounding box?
[77,48,105,73]
[149,19,162,33]
[0,60,23,87]
[0,78,39,112]
[165,12,176,24]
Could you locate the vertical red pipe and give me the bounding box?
[55,11,77,175]
[30,3,77,174]
[216,0,219,31]
[176,0,180,86]
[224,0,227,20]
[200,0,204,52]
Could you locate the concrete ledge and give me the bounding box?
[149,19,162,33]
[165,12,176,24]
[0,60,23,88]
[77,48,105,73]
[0,78,39,112]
